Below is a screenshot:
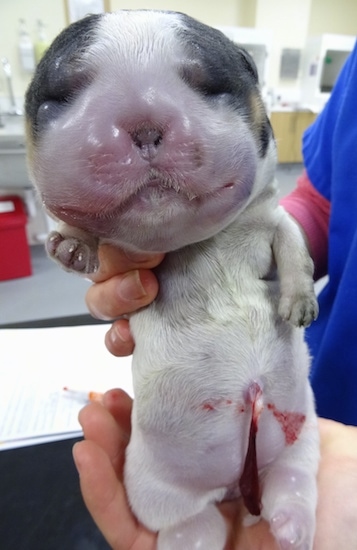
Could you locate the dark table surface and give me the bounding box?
[0,315,112,550]
[0,438,111,550]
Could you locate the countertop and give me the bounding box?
[0,115,27,146]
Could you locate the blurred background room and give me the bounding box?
[1,0,356,325]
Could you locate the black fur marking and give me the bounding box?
[25,14,102,140]
[178,27,257,105]
[176,15,271,157]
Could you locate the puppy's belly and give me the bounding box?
[129,399,286,486]
[129,321,306,464]
[127,292,311,529]
[124,390,290,531]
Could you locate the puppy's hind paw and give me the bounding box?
[46,231,99,274]
[270,505,314,550]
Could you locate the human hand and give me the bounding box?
[73,389,280,549]
[313,417,357,549]
[85,244,164,356]
[73,391,357,550]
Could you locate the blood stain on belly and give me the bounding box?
[267,403,305,445]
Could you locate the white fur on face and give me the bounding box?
[28,11,269,253]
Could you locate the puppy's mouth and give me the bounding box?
[46,175,237,224]
[138,176,199,201]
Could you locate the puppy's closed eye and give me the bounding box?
[26,14,100,137]
[36,75,92,130]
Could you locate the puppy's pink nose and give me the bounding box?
[130,126,163,160]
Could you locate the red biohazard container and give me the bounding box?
[0,195,32,281]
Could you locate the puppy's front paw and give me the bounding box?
[46,231,99,274]
[279,293,318,328]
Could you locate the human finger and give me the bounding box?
[86,268,160,320]
[78,402,125,477]
[77,389,132,474]
[102,388,133,437]
[73,440,156,550]
[74,389,155,550]
[313,419,357,550]
[104,319,134,356]
[89,243,164,283]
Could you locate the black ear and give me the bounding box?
[236,47,259,83]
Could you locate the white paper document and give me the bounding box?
[0,324,133,450]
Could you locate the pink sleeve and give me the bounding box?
[280,170,331,280]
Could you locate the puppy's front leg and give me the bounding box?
[46,221,99,274]
[273,209,318,327]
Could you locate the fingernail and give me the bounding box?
[72,442,83,469]
[117,270,147,301]
[109,323,131,344]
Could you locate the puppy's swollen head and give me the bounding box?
[26,10,276,253]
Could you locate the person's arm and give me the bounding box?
[280,171,331,280]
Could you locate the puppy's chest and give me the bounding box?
[151,227,278,327]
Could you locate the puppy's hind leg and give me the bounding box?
[157,504,227,550]
[261,390,319,550]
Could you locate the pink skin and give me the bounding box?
[32,63,258,254]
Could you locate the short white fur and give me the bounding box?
[26,10,320,550]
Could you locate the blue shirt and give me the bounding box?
[303,40,357,425]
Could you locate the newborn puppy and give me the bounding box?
[25,10,319,550]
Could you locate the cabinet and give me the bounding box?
[270,111,317,163]
[300,34,355,112]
